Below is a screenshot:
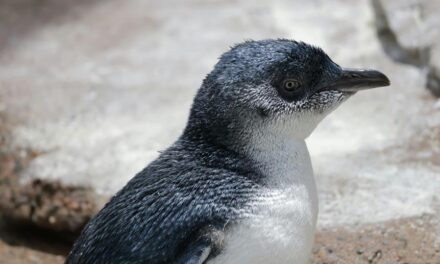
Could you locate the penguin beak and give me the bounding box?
[324,68,390,92]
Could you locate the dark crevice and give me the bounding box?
[427,65,440,97]
[0,218,73,256]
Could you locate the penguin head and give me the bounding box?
[186,39,389,146]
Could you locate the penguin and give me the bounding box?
[66,39,390,264]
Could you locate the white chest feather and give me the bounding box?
[209,139,318,264]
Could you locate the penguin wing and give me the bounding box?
[66,148,257,264]
[175,225,224,264]
[176,240,211,264]
[66,170,248,264]
[66,178,229,264]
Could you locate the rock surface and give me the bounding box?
[373,0,440,96]
[0,0,439,262]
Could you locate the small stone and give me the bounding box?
[317,247,327,259]
[396,250,406,261]
[49,216,57,224]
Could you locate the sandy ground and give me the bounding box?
[1,215,439,264]
[0,242,63,264]
[313,215,440,264]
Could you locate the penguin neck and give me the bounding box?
[245,125,317,191]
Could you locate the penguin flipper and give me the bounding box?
[176,225,224,264]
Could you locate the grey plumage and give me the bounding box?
[66,39,389,264]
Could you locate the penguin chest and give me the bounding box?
[210,185,318,264]
[209,140,318,264]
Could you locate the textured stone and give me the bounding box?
[373,0,440,96]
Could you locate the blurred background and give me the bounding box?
[0,0,439,263]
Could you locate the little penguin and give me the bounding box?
[66,39,390,264]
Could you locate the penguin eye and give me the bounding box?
[276,78,304,102]
[283,79,301,91]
